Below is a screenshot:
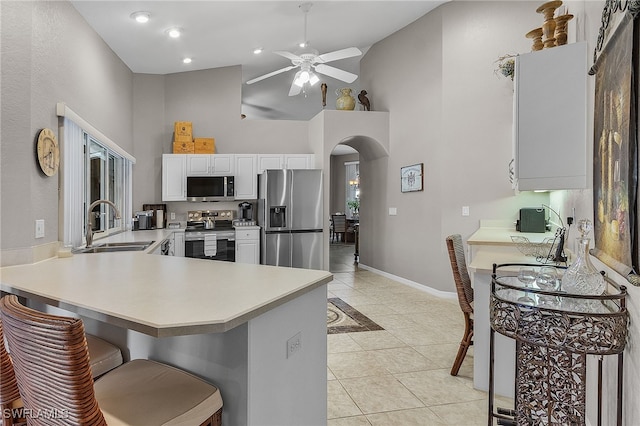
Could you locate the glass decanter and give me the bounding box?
[562,219,606,295]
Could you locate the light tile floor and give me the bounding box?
[328,243,511,425]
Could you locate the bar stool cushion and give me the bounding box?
[86,334,123,378]
[94,359,223,425]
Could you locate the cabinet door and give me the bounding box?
[173,232,185,257]
[186,155,211,176]
[211,154,235,175]
[515,42,587,190]
[235,154,258,200]
[236,240,259,264]
[285,154,314,169]
[257,154,284,174]
[162,154,186,201]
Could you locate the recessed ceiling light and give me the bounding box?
[253,48,263,55]
[167,28,182,38]
[183,58,192,64]
[130,11,150,24]
[299,42,307,48]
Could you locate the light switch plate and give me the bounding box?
[389,207,397,216]
[35,219,45,238]
[462,206,470,217]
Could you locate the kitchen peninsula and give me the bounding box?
[0,230,332,425]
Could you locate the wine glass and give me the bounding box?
[536,266,558,291]
[517,267,537,304]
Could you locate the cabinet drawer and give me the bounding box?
[235,229,259,240]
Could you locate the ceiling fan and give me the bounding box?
[245,2,362,96]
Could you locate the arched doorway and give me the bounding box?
[325,136,388,273]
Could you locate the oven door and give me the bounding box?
[185,232,236,262]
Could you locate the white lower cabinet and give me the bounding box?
[235,228,260,264]
[173,232,185,257]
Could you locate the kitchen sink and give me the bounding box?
[73,241,155,254]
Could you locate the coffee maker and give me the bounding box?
[235,202,256,226]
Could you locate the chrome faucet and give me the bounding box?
[86,199,121,247]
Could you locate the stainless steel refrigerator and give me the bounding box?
[258,169,323,269]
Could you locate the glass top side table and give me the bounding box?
[488,263,628,426]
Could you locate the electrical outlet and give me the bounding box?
[170,212,176,220]
[35,219,45,239]
[462,206,470,217]
[286,332,302,359]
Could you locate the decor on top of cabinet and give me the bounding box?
[494,54,517,80]
[335,88,356,110]
[590,11,639,287]
[536,0,562,48]
[194,138,215,154]
[321,83,327,107]
[554,12,573,46]
[357,90,371,111]
[525,28,544,51]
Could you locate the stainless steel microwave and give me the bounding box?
[187,176,235,201]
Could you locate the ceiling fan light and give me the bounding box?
[299,71,310,83]
[309,73,319,85]
[293,71,304,87]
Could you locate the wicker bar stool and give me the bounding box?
[0,319,21,426]
[445,234,474,376]
[1,320,122,425]
[0,295,223,426]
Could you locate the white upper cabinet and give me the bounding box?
[162,154,186,201]
[257,154,315,174]
[235,154,258,200]
[285,154,315,169]
[257,154,284,174]
[186,154,235,176]
[514,41,587,191]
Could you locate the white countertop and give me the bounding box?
[0,230,332,338]
[467,225,557,246]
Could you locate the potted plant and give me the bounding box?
[347,199,359,217]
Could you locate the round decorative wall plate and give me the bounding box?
[36,128,60,176]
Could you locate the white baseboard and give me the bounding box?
[358,263,457,300]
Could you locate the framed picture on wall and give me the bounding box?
[401,163,424,193]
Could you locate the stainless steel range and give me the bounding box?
[184,210,236,261]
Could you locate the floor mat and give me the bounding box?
[327,297,384,334]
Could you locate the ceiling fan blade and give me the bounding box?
[314,64,358,83]
[274,51,302,61]
[246,65,297,85]
[317,47,362,63]
[288,80,302,96]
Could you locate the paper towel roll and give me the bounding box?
[156,210,164,229]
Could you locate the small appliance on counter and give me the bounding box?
[516,208,547,233]
[134,210,155,230]
[143,203,167,229]
[234,202,256,227]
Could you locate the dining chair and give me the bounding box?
[331,214,347,243]
[0,294,223,426]
[445,234,474,376]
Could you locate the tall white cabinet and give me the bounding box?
[514,41,587,191]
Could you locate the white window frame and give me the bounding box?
[57,103,135,248]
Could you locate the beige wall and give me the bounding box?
[0,1,133,259]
